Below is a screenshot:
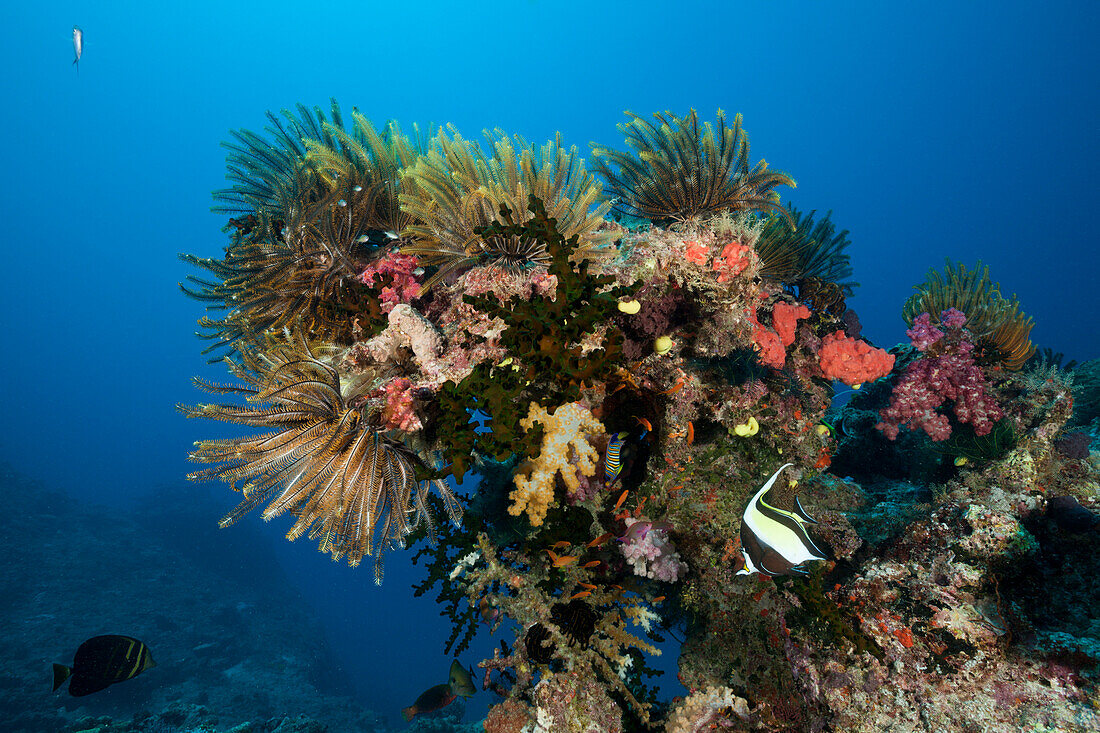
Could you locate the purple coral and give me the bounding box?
[619,518,687,582]
[906,312,945,351]
[620,285,686,360]
[877,310,1002,441]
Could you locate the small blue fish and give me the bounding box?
[603,431,630,485]
[72,26,83,74]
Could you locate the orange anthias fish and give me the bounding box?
[659,374,686,395]
[545,549,579,567]
[587,532,613,548]
[613,489,629,512]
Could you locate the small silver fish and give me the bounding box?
[72,26,83,73]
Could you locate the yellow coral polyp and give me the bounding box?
[509,402,605,526]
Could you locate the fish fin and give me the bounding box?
[793,496,818,524]
[798,527,828,560]
[52,664,72,691]
[757,545,797,576]
[402,706,417,722]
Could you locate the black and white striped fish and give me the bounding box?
[736,463,826,577]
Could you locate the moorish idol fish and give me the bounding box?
[53,635,155,697]
[72,26,83,73]
[603,431,631,485]
[737,463,826,577]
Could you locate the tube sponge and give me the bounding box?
[510,402,606,526]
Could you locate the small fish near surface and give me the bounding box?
[72,26,83,73]
[736,463,827,577]
[403,659,476,721]
[53,635,155,696]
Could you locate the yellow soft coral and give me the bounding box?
[510,402,605,526]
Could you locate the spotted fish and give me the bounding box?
[736,463,826,577]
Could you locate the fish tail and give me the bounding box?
[52,663,72,691]
[402,706,417,722]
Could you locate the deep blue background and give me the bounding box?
[2,0,1097,726]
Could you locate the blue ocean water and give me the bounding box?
[1,1,1097,730]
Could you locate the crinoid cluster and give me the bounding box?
[591,109,795,225]
[183,103,1094,732]
[400,127,612,290]
[180,330,460,583]
[181,100,427,357]
[902,259,1035,370]
[754,206,857,294]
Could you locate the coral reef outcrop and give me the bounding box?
[180,103,1098,731]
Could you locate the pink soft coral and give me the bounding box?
[876,311,1002,441]
[381,377,422,432]
[619,518,687,582]
[906,312,945,352]
[358,252,421,313]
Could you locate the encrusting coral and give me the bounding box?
[181,103,1098,732]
